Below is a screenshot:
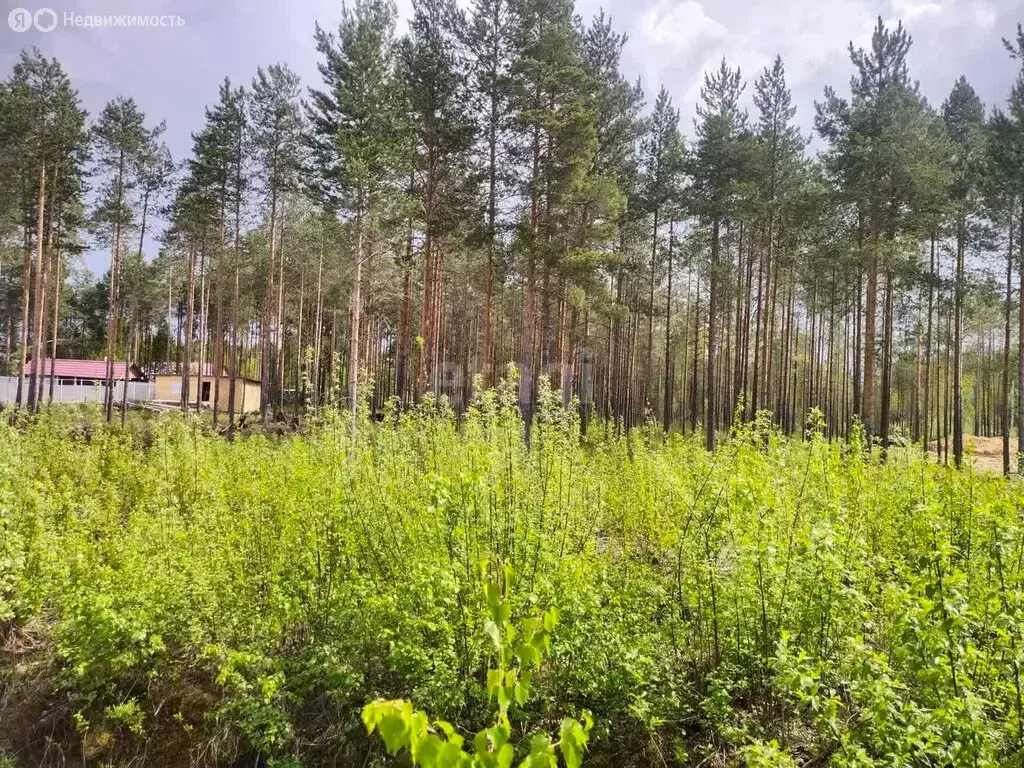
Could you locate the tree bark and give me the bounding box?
[195,244,208,413]
[18,165,45,410]
[706,216,720,451]
[104,150,126,422]
[349,212,364,442]
[181,245,196,412]
[29,163,53,413]
[924,235,935,455]
[663,222,674,433]
[260,191,278,423]
[48,240,62,404]
[862,222,877,438]
[953,215,965,467]
[1004,213,1013,475]
[1018,197,1024,473]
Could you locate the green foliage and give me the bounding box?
[2,404,1024,765]
[104,698,145,735]
[363,564,591,767]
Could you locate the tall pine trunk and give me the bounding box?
[1003,213,1013,475]
[663,222,674,433]
[181,245,196,412]
[104,151,125,423]
[260,190,278,423]
[706,216,720,451]
[953,215,965,467]
[195,244,207,413]
[1018,197,1024,473]
[29,164,53,413]
[48,238,62,405]
[862,223,877,438]
[312,227,326,409]
[19,166,45,409]
[349,207,365,442]
[923,235,935,455]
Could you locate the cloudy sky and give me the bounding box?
[1,0,1021,269]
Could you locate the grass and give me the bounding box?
[1,395,1023,766]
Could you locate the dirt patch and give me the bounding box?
[926,435,1019,474]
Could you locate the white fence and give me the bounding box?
[0,377,155,405]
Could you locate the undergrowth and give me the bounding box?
[1,388,1023,766]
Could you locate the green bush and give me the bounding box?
[0,402,1022,766]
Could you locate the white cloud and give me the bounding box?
[638,0,727,49]
[623,0,877,133]
[891,0,944,21]
[971,1,997,27]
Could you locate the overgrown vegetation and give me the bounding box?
[2,393,1024,766]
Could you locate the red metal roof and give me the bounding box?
[24,359,132,379]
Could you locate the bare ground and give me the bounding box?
[925,435,1018,474]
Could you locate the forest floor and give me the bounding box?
[925,434,1018,474]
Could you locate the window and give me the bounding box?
[201,381,211,402]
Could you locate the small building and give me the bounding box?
[0,358,153,405]
[151,364,261,415]
[25,358,146,384]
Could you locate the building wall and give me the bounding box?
[154,375,261,415]
[0,378,154,405]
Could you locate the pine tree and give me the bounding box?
[751,56,804,417]
[2,50,88,411]
[308,0,405,438]
[816,18,949,450]
[691,59,748,450]
[992,24,1024,471]
[943,77,985,467]
[117,128,172,424]
[168,81,246,414]
[511,0,609,428]
[573,11,634,414]
[639,87,685,429]
[183,79,244,423]
[250,65,303,421]
[91,96,162,421]
[466,0,518,386]
[400,0,475,399]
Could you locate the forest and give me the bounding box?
[0,3,1022,466]
[3,1,1024,766]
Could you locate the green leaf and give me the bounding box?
[543,609,558,632]
[435,720,457,739]
[518,643,538,669]
[412,733,443,767]
[473,730,490,755]
[379,711,410,755]
[437,741,469,768]
[558,718,589,768]
[497,742,515,768]
[362,701,382,733]
[515,670,532,704]
[503,565,516,592]
[485,583,501,611]
[497,684,511,712]
[485,620,502,650]
[519,734,555,767]
[487,668,503,698]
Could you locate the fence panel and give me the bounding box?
[0,377,155,405]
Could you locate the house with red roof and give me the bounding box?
[24,358,146,385]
